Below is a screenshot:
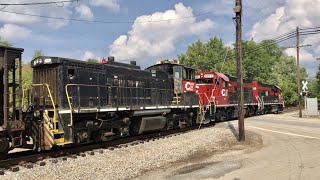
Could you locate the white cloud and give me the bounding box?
[83,51,101,60]
[89,0,120,11]
[0,24,31,41]
[250,0,320,41]
[75,4,94,20]
[285,48,315,63]
[0,0,73,28]
[109,3,215,63]
[250,7,286,41]
[250,0,320,75]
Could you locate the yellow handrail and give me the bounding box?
[65,83,112,127]
[32,84,57,131]
[65,84,75,127]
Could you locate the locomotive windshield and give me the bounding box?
[196,78,213,84]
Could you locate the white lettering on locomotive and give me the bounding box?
[185,82,194,92]
[204,74,214,78]
[195,85,199,93]
[221,89,228,96]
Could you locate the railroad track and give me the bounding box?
[0,123,215,175]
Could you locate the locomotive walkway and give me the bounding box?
[138,111,320,180]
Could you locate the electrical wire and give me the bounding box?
[237,27,320,58]
[0,0,79,6]
[0,8,218,24]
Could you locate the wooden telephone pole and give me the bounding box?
[234,0,245,141]
[296,27,302,118]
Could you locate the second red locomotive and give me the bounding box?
[196,70,284,121]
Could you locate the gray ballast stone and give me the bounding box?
[0,127,240,180]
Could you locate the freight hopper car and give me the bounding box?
[23,57,201,155]
[196,71,284,121]
[0,46,24,159]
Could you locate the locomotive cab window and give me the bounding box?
[183,68,194,81]
[215,78,220,86]
[196,79,213,84]
[68,69,75,79]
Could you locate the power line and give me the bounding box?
[0,9,217,24]
[0,0,79,6]
[239,27,320,58]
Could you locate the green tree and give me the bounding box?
[179,37,308,106]
[0,41,12,47]
[242,40,282,82]
[178,37,236,75]
[307,78,317,98]
[309,65,320,99]
[32,50,43,59]
[87,58,99,63]
[20,50,43,107]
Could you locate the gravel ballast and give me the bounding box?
[1,125,261,180]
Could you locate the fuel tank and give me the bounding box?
[131,116,167,135]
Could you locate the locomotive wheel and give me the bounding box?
[215,110,222,122]
[0,137,9,160]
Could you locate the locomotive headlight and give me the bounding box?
[44,58,52,64]
[34,110,41,118]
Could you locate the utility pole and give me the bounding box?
[234,0,245,141]
[296,26,302,118]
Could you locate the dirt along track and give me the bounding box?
[0,123,215,173]
[138,111,320,180]
[0,119,263,180]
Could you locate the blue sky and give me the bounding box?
[0,0,319,75]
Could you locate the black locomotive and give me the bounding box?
[0,45,201,159]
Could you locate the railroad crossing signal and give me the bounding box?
[302,80,308,92]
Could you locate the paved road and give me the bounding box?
[218,112,320,180]
[138,111,320,180]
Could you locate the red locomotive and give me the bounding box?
[196,71,284,121]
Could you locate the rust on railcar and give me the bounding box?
[32,67,59,107]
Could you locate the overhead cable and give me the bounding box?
[0,0,79,6]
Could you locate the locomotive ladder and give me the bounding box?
[32,84,68,147]
[197,93,211,129]
[172,91,181,105]
[255,96,264,113]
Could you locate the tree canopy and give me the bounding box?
[32,50,43,59]
[178,37,236,75]
[87,58,99,63]
[178,36,307,105]
[0,41,12,47]
[307,66,320,99]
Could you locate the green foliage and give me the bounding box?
[178,37,236,75]
[0,41,12,47]
[306,79,317,98]
[179,37,307,106]
[307,65,320,99]
[242,40,282,82]
[20,50,43,107]
[32,50,43,59]
[21,65,33,107]
[87,58,99,63]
